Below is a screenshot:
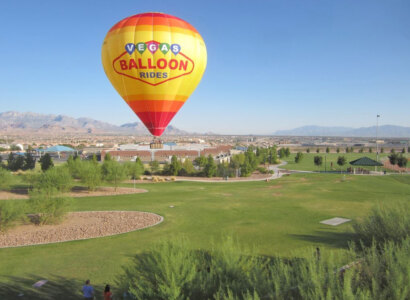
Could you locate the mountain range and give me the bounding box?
[1,111,409,137]
[274,125,410,138]
[0,111,188,135]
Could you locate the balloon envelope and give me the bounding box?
[102,12,207,136]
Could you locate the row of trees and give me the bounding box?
[306,147,409,154]
[313,155,347,171]
[0,152,54,172]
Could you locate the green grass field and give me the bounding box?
[0,173,409,293]
[280,152,400,172]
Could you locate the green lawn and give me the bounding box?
[0,174,409,295]
[280,152,400,172]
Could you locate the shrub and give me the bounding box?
[352,201,410,248]
[28,190,71,225]
[0,202,24,232]
[78,161,102,191]
[118,236,410,300]
[102,160,127,191]
[22,170,40,190]
[0,168,15,191]
[35,167,73,196]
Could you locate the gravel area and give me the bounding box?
[0,211,163,248]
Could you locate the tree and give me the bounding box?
[39,153,54,171]
[345,147,349,153]
[380,147,384,153]
[24,152,36,170]
[316,148,320,153]
[401,148,406,154]
[102,161,127,191]
[359,148,364,153]
[326,147,330,154]
[397,155,408,168]
[278,148,286,159]
[369,147,373,153]
[149,160,160,174]
[194,155,207,168]
[388,153,399,165]
[135,157,145,173]
[181,159,195,175]
[294,152,303,163]
[204,155,216,177]
[284,148,290,157]
[388,153,398,165]
[104,153,112,161]
[337,156,346,172]
[125,160,144,180]
[350,147,354,153]
[36,167,73,196]
[306,148,310,153]
[216,163,229,177]
[268,146,279,164]
[336,148,340,153]
[7,153,25,171]
[78,161,102,191]
[66,155,82,179]
[314,156,323,170]
[390,149,395,154]
[169,155,182,176]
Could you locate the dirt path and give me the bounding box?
[0,211,163,248]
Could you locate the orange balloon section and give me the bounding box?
[101,12,207,136]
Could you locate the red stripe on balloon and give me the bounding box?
[109,13,198,33]
[135,111,177,136]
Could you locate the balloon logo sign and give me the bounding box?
[102,12,207,136]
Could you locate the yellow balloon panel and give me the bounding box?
[101,12,207,136]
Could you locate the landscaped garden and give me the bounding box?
[0,166,409,298]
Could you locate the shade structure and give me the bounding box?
[349,157,383,166]
[43,145,76,153]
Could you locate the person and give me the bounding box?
[82,279,94,300]
[104,284,113,300]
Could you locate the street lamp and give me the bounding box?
[375,114,381,173]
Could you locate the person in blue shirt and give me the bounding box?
[82,279,94,300]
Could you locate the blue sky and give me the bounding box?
[0,0,409,134]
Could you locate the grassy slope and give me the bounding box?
[0,174,409,288]
[279,152,401,172]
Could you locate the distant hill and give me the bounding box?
[0,111,189,135]
[274,125,410,138]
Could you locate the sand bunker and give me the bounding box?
[0,211,162,248]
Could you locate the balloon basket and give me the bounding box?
[150,139,163,149]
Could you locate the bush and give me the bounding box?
[0,202,24,232]
[0,168,15,191]
[352,201,410,248]
[35,167,73,196]
[28,190,71,225]
[78,161,102,191]
[118,236,410,300]
[102,160,127,190]
[22,170,40,190]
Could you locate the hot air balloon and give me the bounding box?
[101,12,207,144]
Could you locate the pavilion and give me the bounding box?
[349,156,383,174]
[38,145,77,158]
